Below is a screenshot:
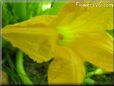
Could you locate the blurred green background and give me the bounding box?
[2,1,114,85]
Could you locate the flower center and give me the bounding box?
[58,33,64,40]
[57,26,75,45]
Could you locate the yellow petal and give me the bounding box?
[48,46,85,84]
[69,5,113,32]
[51,3,86,26]
[2,15,57,63]
[69,31,113,72]
[5,15,56,28]
[54,2,113,31]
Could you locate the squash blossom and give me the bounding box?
[2,3,113,84]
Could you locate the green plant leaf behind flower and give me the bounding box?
[2,3,17,27]
[43,2,65,15]
[26,2,40,18]
[11,1,27,21]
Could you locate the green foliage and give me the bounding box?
[43,2,65,15]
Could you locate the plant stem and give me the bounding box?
[16,51,33,85]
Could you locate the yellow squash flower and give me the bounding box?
[2,2,113,84]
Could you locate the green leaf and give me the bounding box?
[84,78,95,84]
[44,2,65,15]
[12,1,27,21]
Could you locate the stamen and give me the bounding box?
[57,26,75,45]
[58,34,64,40]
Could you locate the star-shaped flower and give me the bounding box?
[2,2,113,84]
